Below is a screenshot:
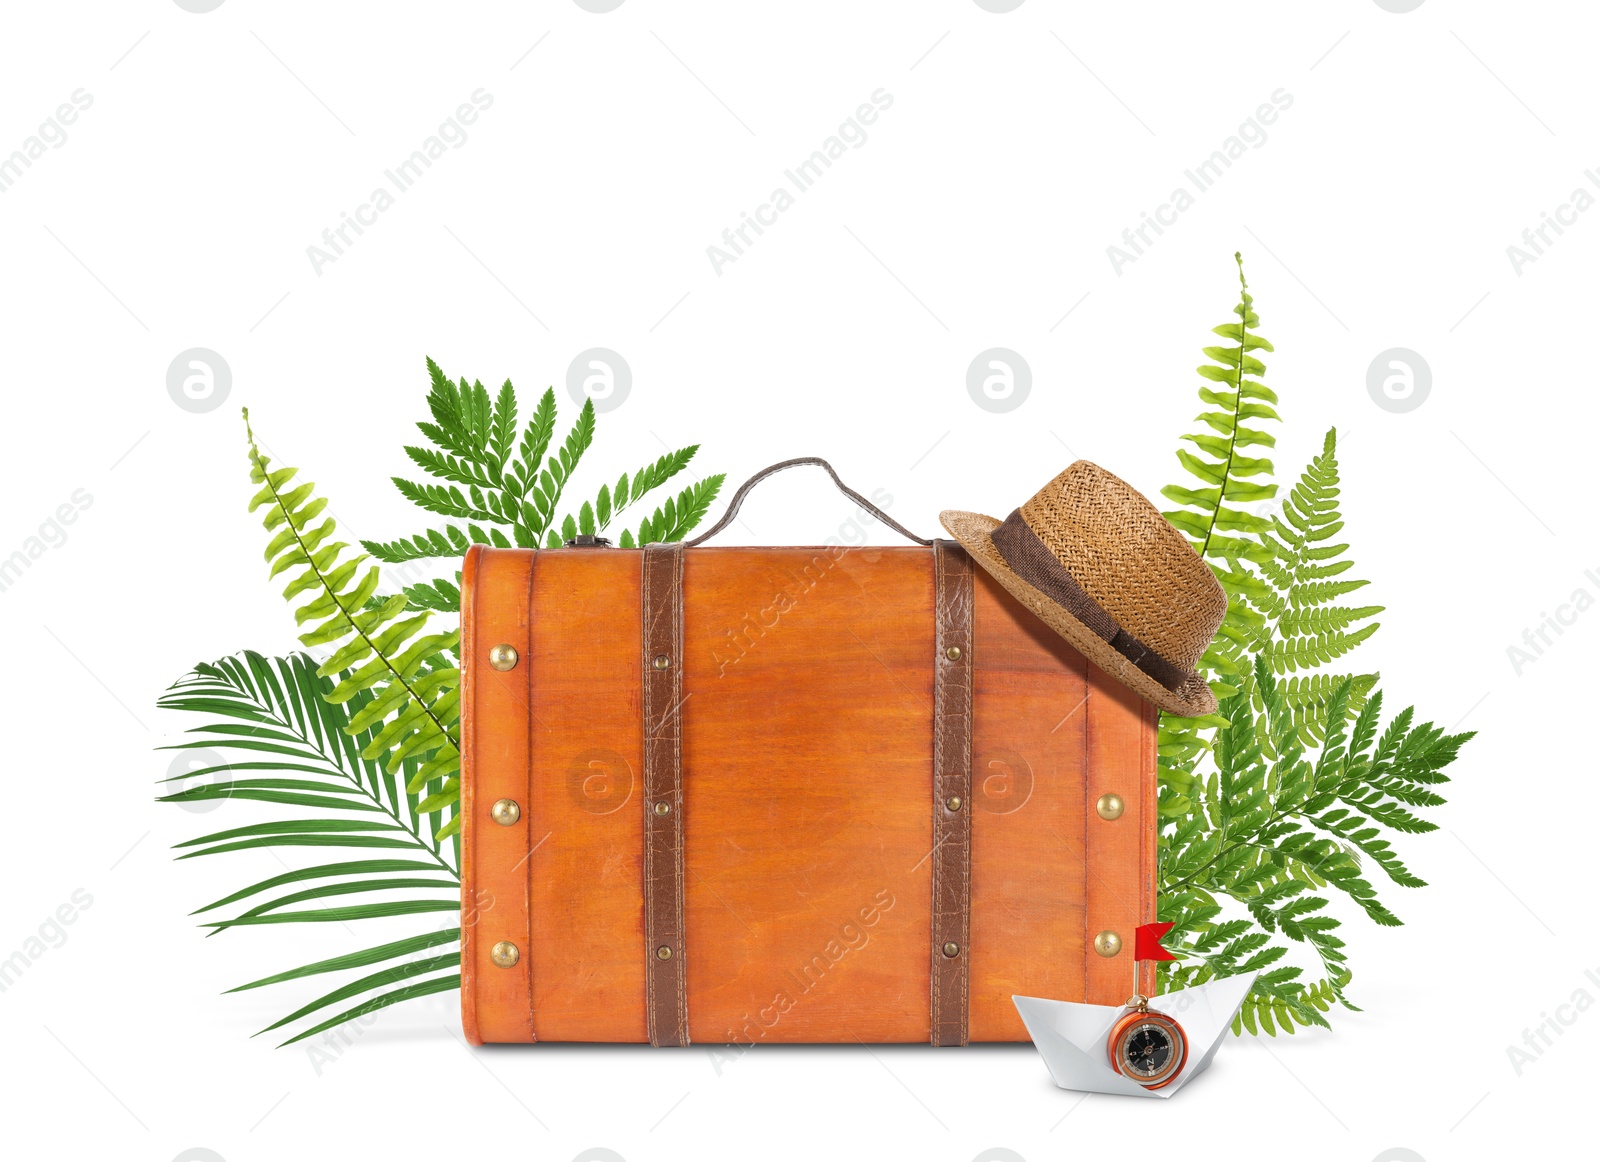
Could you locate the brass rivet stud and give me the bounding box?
[652,654,671,671]
[1096,793,1125,821]
[490,941,520,968]
[1093,930,1123,958]
[656,945,673,960]
[488,644,519,671]
[490,798,521,826]
[942,941,960,958]
[945,796,962,812]
[654,801,672,816]
[945,646,962,661]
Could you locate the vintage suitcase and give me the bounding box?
[459,460,1159,1046]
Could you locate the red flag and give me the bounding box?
[1134,922,1177,962]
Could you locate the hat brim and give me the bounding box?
[939,509,1218,718]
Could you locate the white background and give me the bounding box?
[0,2,1592,1160]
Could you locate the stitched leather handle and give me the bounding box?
[683,457,931,548]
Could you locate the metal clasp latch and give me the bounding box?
[563,535,613,548]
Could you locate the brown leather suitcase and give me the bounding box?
[459,461,1158,1046]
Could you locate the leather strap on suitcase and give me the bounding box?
[642,542,690,1046]
[930,538,974,1046]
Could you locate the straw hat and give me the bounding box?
[940,462,1227,717]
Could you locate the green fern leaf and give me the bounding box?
[370,366,721,610]
[244,413,462,823]
[401,578,462,612]
[635,474,728,544]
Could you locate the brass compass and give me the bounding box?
[1106,992,1188,1089]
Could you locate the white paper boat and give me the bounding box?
[1012,973,1257,1099]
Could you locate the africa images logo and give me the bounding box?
[0,89,93,195]
[966,348,1031,413]
[167,348,232,414]
[1106,89,1293,274]
[306,90,494,275]
[706,89,894,275]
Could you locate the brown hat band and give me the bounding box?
[989,510,1192,694]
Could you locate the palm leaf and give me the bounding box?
[191,859,448,915]
[161,652,460,1043]
[227,929,461,993]
[276,975,462,1047]
[255,953,461,1035]
[203,900,461,929]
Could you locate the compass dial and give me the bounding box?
[1107,1009,1189,1089]
[1123,1025,1173,1076]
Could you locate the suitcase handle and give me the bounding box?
[683,457,932,547]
